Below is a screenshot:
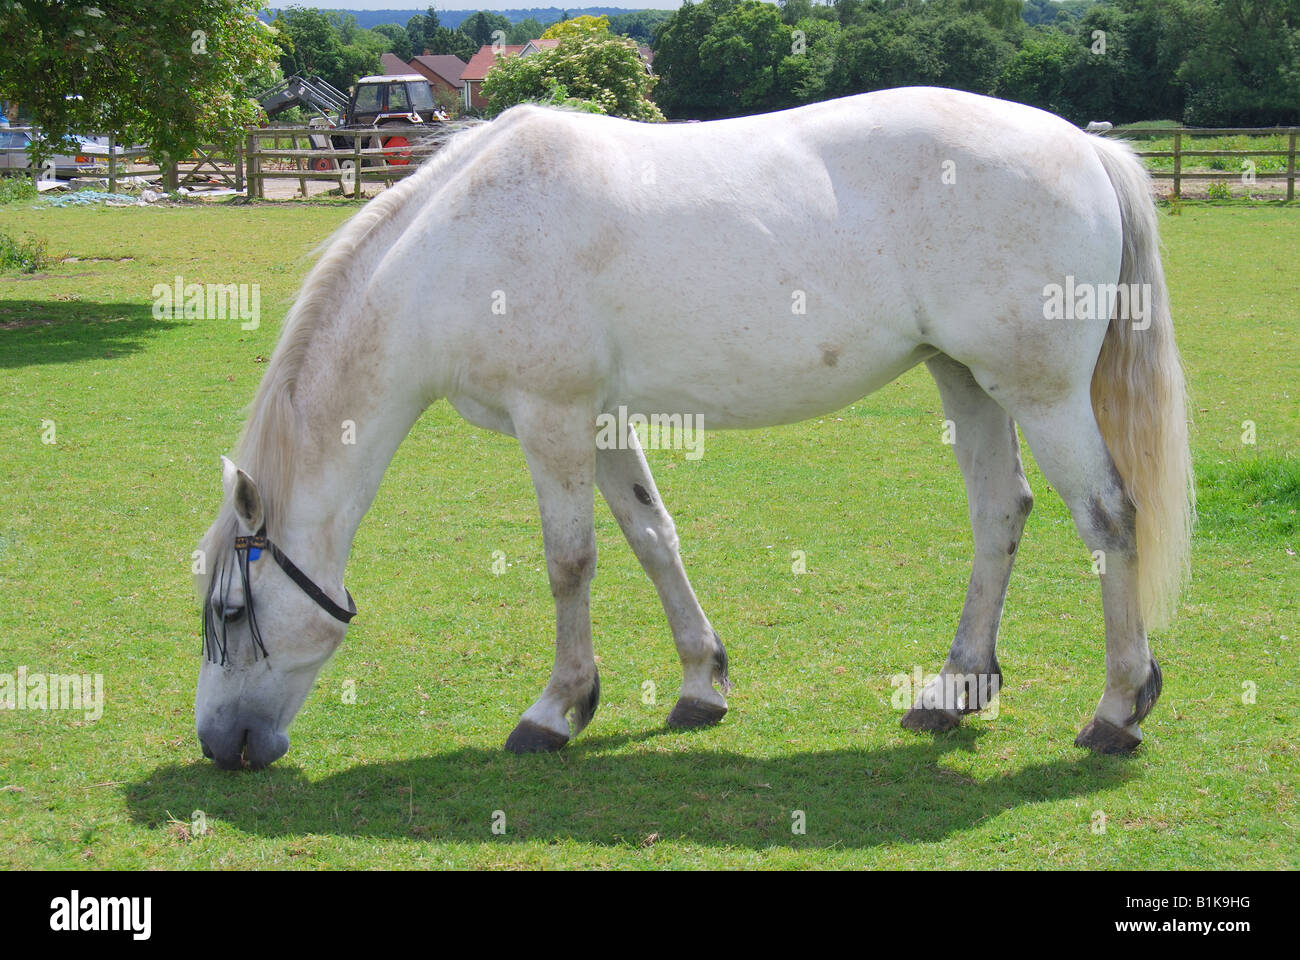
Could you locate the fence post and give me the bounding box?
[1287,130,1296,202]
[353,132,363,200]
[246,130,258,199]
[163,155,178,192]
[294,133,308,198]
[1172,130,1182,199]
[235,136,244,193]
[108,132,118,193]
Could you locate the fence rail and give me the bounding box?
[6,123,1298,201]
[244,125,445,199]
[1105,126,1299,199]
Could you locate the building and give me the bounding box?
[381,52,468,109]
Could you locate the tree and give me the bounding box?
[607,9,675,41]
[372,23,413,62]
[482,30,664,121]
[541,14,610,39]
[654,0,794,118]
[507,18,547,44]
[459,11,511,49]
[0,0,276,168]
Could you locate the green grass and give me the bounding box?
[1,201,1297,869]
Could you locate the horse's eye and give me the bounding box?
[214,601,245,624]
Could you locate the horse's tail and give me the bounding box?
[1087,135,1194,630]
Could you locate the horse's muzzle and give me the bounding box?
[199,720,289,770]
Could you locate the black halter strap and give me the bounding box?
[234,525,357,624]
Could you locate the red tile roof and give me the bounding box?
[461,45,526,83]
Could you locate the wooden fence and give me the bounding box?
[7,123,1297,201]
[243,125,443,199]
[1105,126,1299,199]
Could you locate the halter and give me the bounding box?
[203,523,357,665]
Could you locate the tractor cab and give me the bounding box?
[348,76,443,127]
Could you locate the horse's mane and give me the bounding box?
[196,119,496,596]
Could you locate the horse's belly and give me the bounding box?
[616,330,933,429]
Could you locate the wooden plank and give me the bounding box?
[1289,132,1297,202]
[1173,131,1181,198]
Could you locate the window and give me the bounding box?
[353,85,382,115]
[387,83,409,111]
[408,82,435,112]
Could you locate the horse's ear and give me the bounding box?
[220,455,238,498]
[221,456,264,532]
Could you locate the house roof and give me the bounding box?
[521,38,561,55]
[380,53,411,76]
[411,54,468,88]
[461,45,527,83]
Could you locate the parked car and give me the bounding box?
[0,128,117,179]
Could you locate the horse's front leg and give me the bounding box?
[504,400,601,753]
[596,433,729,729]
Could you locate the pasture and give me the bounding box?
[0,199,1296,869]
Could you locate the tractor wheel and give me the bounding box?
[381,135,412,166]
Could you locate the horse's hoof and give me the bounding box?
[504,720,569,754]
[901,706,961,732]
[1074,717,1142,755]
[667,697,727,729]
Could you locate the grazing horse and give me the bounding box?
[194,86,1193,770]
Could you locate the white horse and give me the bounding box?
[195,86,1193,770]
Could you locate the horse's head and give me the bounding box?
[194,456,355,770]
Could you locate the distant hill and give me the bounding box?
[261,8,663,30]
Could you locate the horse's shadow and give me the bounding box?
[125,726,1134,849]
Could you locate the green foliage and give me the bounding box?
[372,23,412,62]
[483,29,664,121]
[1205,179,1232,200]
[0,229,52,272]
[653,0,1300,125]
[607,9,674,41]
[541,14,610,39]
[0,176,38,205]
[272,7,387,91]
[0,0,277,168]
[460,11,512,48]
[656,0,1017,119]
[507,18,547,45]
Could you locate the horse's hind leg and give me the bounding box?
[903,355,1033,732]
[596,432,729,729]
[503,400,601,753]
[1010,395,1160,753]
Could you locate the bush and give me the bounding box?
[0,230,53,272]
[0,177,38,204]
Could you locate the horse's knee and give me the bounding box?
[548,549,596,596]
[626,518,681,571]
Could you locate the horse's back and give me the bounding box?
[404,89,1124,425]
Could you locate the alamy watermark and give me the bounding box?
[152,276,260,330]
[891,666,1000,717]
[595,405,705,460]
[0,666,103,721]
[1043,276,1152,330]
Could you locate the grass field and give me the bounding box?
[1,198,1296,869]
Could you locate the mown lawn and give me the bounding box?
[0,198,1296,869]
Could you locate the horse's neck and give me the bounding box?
[276,318,429,584]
